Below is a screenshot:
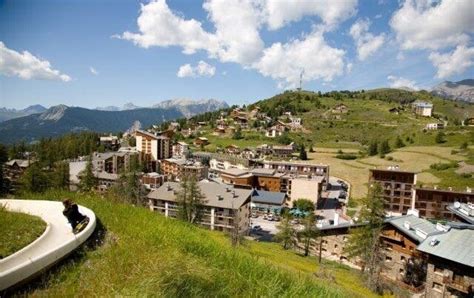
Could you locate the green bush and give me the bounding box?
[335,154,358,160]
[430,161,458,171]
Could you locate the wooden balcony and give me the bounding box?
[443,276,470,293]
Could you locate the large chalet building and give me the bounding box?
[147,181,251,234]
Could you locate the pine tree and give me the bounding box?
[20,162,49,193]
[299,144,308,160]
[274,215,296,250]
[435,131,445,144]
[368,140,378,156]
[79,155,97,192]
[118,155,143,205]
[53,161,70,190]
[394,136,405,148]
[297,214,317,256]
[345,183,386,292]
[378,140,391,156]
[176,174,206,224]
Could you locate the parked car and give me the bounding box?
[252,225,262,231]
[251,212,258,218]
[267,214,274,221]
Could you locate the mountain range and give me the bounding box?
[431,79,474,103]
[0,104,47,122]
[0,99,228,144]
[96,98,228,117]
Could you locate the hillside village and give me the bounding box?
[2,89,474,296]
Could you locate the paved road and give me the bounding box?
[0,199,96,291]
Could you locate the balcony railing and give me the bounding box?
[443,276,470,293]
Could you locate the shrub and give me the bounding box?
[335,154,357,160]
[430,161,458,171]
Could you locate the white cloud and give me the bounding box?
[118,0,354,86]
[387,75,419,90]
[253,29,345,89]
[117,0,219,54]
[375,14,382,19]
[390,0,474,50]
[0,41,71,82]
[89,66,98,75]
[350,19,385,60]
[177,60,216,78]
[262,0,358,30]
[429,45,474,79]
[203,0,264,65]
[346,62,353,73]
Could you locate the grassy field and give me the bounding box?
[8,190,379,297]
[308,146,471,199]
[0,207,46,259]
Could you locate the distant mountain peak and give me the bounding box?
[39,104,68,121]
[122,102,141,110]
[0,104,48,122]
[431,78,474,103]
[152,98,229,117]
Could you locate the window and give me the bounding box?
[399,268,404,274]
[401,256,406,261]
[432,282,443,292]
[385,256,392,262]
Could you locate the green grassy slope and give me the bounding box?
[251,89,474,148]
[10,190,378,297]
[0,208,46,259]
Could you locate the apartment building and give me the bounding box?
[250,168,285,192]
[412,102,433,117]
[447,202,474,224]
[93,151,138,174]
[260,160,330,182]
[368,168,417,216]
[289,176,324,204]
[147,181,252,234]
[219,167,324,206]
[417,226,474,298]
[172,141,189,158]
[381,216,441,288]
[135,130,172,161]
[99,135,119,150]
[414,187,474,220]
[141,172,165,190]
[160,158,208,181]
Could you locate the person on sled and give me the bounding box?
[62,199,88,233]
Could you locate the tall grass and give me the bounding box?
[0,207,46,259]
[9,190,377,297]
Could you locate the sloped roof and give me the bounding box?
[251,189,286,205]
[417,228,474,267]
[147,181,252,209]
[386,214,440,243]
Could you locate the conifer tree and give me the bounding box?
[79,155,97,192]
[176,174,206,224]
[345,183,386,292]
[275,215,296,250]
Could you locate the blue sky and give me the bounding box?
[0,0,473,109]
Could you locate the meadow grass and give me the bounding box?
[0,208,46,259]
[9,190,379,297]
[308,146,468,199]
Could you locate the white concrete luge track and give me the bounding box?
[0,199,96,291]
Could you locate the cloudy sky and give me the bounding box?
[1,0,473,109]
